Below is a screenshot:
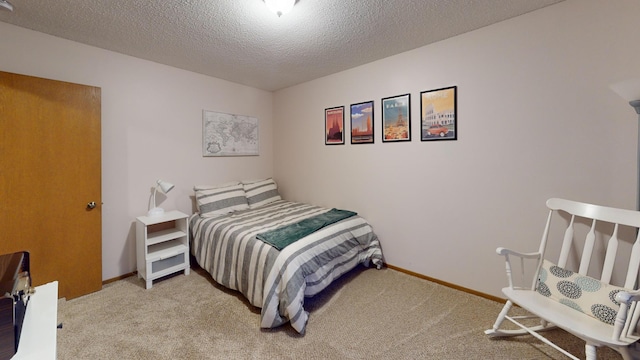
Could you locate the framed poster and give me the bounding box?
[350,100,374,144]
[202,110,259,156]
[325,106,345,145]
[382,93,411,142]
[420,86,457,141]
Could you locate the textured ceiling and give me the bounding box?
[0,0,564,91]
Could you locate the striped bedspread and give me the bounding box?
[189,200,384,334]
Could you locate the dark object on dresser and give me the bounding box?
[0,252,33,360]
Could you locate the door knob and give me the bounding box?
[87,201,97,209]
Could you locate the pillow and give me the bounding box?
[242,178,281,209]
[537,259,629,325]
[193,181,240,191]
[195,183,249,218]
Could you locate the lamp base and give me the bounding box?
[147,207,165,217]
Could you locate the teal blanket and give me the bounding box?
[256,208,357,250]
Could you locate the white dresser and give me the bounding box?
[12,281,58,359]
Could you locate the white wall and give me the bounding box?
[273,0,640,298]
[2,0,638,298]
[0,22,274,280]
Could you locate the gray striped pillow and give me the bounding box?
[195,183,249,217]
[243,178,281,209]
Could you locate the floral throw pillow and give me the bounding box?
[537,259,629,325]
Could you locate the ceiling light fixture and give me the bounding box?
[264,0,295,17]
[0,0,13,11]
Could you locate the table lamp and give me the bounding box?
[148,179,174,217]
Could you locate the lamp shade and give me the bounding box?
[148,179,174,217]
[264,0,295,17]
[157,179,174,194]
[610,78,640,102]
[0,0,13,11]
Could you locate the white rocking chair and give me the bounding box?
[486,198,640,359]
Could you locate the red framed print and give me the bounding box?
[382,93,411,142]
[350,100,374,144]
[325,106,344,145]
[420,86,457,141]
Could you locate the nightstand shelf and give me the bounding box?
[147,228,187,246]
[136,210,190,289]
[148,240,188,260]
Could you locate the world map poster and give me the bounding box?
[203,110,259,156]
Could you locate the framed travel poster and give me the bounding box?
[325,106,345,145]
[382,93,411,142]
[420,86,457,141]
[350,100,374,144]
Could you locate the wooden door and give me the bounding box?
[0,71,102,299]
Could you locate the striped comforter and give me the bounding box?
[189,200,384,334]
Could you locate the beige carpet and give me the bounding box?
[57,266,622,359]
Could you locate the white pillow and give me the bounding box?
[195,183,249,217]
[193,181,240,191]
[242,178,281,209]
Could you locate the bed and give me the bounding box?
[189,178,384,334]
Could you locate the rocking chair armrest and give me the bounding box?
[615,290,640,305]
[496,247,541,260]
[496,247,542,290]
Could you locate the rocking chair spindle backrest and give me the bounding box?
[601,223,619,284]
[578,219,598,276]
[556,214,575,269]
[488,198,640,359]
[626,235,640,289]
[545,198,640,291]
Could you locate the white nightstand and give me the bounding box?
[135,210,190,289]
